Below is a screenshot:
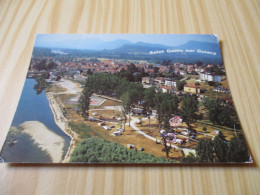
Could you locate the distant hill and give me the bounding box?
[98,40,223,64]
[35,39,223,65]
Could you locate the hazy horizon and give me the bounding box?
[34,34,219,50]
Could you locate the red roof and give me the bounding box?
[161,85,173,90]
[184,84,200,88]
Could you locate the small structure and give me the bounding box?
[132,108,145,115]
[113,128,123,136]
[169,116,182,127]
[164,133,177,143]
[136,119,142,124]
[103,126,111,130]
[98,122,106,126]
[92,112,98,116]
[213,130,219,135]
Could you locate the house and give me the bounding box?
[200,72,221,82]
[161,85,175,94]
[164,79,177,87]
[142,77,150,84]
[179,70,187,75]
[154,77,165,84]
[213,86,230,94]
[184,84,200,95]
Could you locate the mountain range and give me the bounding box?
[36,39,223,64]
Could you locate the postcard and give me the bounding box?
[0,34,252,164]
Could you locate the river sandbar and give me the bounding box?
[21,121,65,163]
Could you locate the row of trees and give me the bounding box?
[181,132,250,163]
[70,137,174,163]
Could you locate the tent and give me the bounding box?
[169,116,183,127]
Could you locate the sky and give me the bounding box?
[34,34,219,50]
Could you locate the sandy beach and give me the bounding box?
[46,91,78,163]
[20,121,65,163]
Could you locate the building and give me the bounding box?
[213,86,230,94]
[142,77,150,84]
[154,77,165,84]
[184,84,200,95]
[179,70,187,75]
[200,72,221,82]
[161,85,175,94]
[165,79,177,87]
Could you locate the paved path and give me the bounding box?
[130,118,196,156]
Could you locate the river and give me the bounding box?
[0,79,70,162]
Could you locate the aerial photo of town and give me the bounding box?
[0,34,252,164]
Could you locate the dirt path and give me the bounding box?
[46,92,79,162]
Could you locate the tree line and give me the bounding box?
[181,132,250,163]
[70,137,175,163]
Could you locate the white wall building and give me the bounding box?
[165,80,177,87]
[200,72,221,82]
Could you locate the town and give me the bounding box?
[26,49,250,163]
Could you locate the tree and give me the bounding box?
[160,93,179,130]
[120,92,132,130]
[180,152,199,163]
[154,92,164,131]
[161,136,172,159]
[213,131,229,162]
[227,134,250,162]
[204,98,238,128]
[34,60,46,70]
[181,94,198,131]
[127,63,137,73]
[176,80,186,91]
[196,139,214,162]
[153,67,159,74]
[87,69,93,75]
[46,61,58,70]
[191,70,198,75]
[203,126,207,132]
[144,87,156,127]
[79,87,92,120]
[34,73,48,94]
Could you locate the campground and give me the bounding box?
[49,78,238,161]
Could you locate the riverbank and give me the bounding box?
[46,92,78,163]
[20,121,65,163]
